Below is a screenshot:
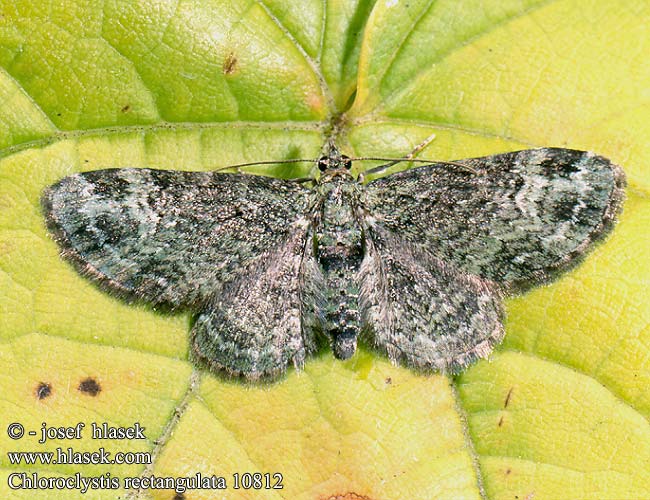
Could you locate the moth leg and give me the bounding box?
[359,226,504,373]
[191,223,322,381]
[362,132,437,177]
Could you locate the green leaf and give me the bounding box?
[1,1,648,499]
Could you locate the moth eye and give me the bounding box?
[318,157,328,172]
[342,155,352,170]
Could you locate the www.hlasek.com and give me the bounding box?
[6,421,283,494]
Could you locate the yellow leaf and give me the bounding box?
[1,1,648,499]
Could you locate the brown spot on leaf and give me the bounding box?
[498,415,504,427]
[78,377,101,396]
[307,92,325,114]
[172,493,185,500]
[385,377,392,385]
[223,53,238,75]
[35,382,52,400]
[506,468,511,475]
[321,493,372,500]
[504,387,514,408]
[121,104,131,113]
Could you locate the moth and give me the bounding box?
[42,144,625,380]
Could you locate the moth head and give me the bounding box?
[316,143,354,181]
[317,154,352,172]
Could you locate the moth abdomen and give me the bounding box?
[315,181,364,360]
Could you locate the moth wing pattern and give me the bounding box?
[42,168,311,309]
[364,148,626,292]
[191,224,326,380]
[358,225,504,372]
[41,146,627,380]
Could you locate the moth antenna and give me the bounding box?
[358,157,478,177]
[349,132,476,176]
[213,157,317,173]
